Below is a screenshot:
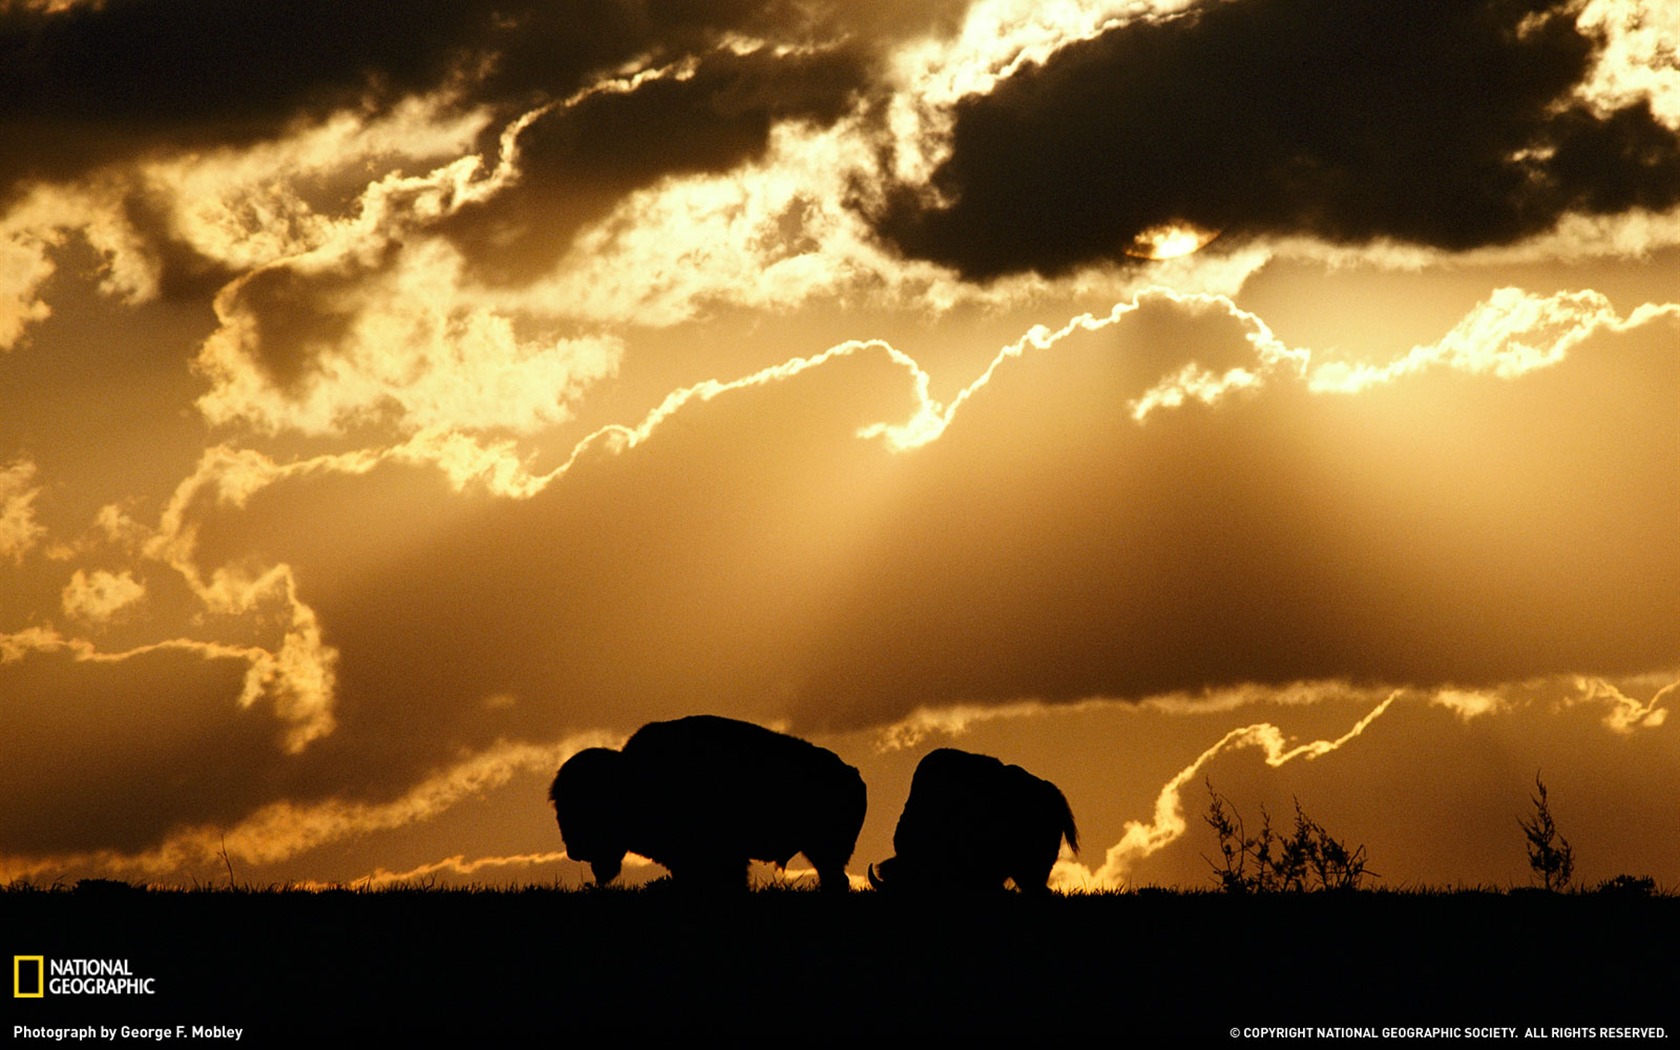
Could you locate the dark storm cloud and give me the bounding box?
[1,0,518,192]
[443,43,873,284]
[207,43,873,417]
[873,0,1680,278]
[0,0,968,200]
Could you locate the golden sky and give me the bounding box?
[2,0,1677,892]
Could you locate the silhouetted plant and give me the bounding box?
[1203,780,1253,892]
[218,833,238,889]
[1298,802,1375,891]
[1203,779,1374,893]
[1595,874,1656,897]
[1518,773,1574,892]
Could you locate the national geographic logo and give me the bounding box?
[14,956,44,998]
[13,956,157,996]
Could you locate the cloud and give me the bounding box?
[874,698,1083,751]
[872,0,1680,278]
[5,43,880,441]
[0,732,609,879]
[0,611,332,750]
[1572,675,1674,733]
[6,0,1677,897]
[137,92,493,274]
[9,0,1679,360]
[1425,673,1674,731]
[165,284,1680,744]
[195,239,624,436]
[0,1,915,382]
[0,458,45,561]
[1578,0,1680,126]
[344,850,569,890]
[1054,669,1680,888]
[0,0,630,195]
[5,272,1675,876]
[0,222,54,348]
[0,637,286,857]
[4,0,1284,395]
[0,0,962,213]
[1432,688,1510,722]
[1138,679,1391,716]
[1307,286,1680,392]
[60,568,145,622]
[0,180,156,349]
[437,41,874,286]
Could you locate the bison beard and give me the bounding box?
[548,715,867,892]
[869,748,1079,895]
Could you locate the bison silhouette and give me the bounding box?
[549,715,867,892]
[869,748,1078,895]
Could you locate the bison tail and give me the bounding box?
[1052,784,1079,854]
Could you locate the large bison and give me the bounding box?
[549,715,867,892]
[869,748,1078,895]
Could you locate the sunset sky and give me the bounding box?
[3,0,1677,893]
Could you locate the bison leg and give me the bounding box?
[812,860,851,893]
[802,844,854,893]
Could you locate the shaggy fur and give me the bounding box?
[869,748,1078,895]
[549,715,867,892]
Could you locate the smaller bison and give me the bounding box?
[869,748,1078,895]
[549,715,866,892]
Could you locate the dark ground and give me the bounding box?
[4,885,1676,1043]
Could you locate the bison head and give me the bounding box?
[549,747,631,885]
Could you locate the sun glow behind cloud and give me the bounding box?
[2,0,1679,889]
[1124,222,1222,260]
[156,272,1680,536]
[4,241,1676,879]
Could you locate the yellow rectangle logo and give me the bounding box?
[14,955,44,998]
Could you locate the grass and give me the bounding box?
[6,877,1675,1038]
[5,874,1674,896]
